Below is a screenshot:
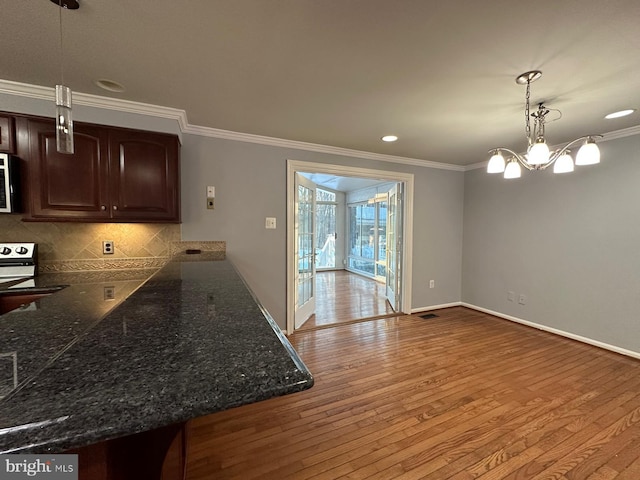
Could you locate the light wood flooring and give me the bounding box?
[299,270,395,330]
[186,307,640,479]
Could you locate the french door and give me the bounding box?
[386,183,403,311]
[294,174,316,329]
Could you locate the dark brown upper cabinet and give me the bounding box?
[108,129,180,222]
[0,115,16,153]
[25,119,180,223]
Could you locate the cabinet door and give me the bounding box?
[28,120,110,219]
[109,130,180,222]
[0,115,16,153]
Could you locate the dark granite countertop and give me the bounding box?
[0,260,313,453]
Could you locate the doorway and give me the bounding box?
[299,270,395,330]
[286,160,414,334]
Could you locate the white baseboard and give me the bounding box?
[411,302,462,314]
[462,303,640,360]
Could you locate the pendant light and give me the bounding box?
[51,0,79,154]
[487,71,602,178]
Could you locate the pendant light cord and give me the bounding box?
[58,1,65,86]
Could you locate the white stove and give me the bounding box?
[0,243,38,278]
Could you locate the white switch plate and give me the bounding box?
[518,294,527,305]
[265,217,276,229]
[207,186,215,197]
[429,280,435,288]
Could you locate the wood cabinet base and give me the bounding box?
[67,422,188,480]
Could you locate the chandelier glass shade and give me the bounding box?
[487,71,601,179]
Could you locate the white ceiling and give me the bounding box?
[1,0,639,167]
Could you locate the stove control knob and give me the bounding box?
[16,247,28,255]
[0,247,11,255]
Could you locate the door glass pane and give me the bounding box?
[361,203,375,260]
[377,200,387,261]
[349,205,361,257]
[316,203,336,269]
[297,183,314,307]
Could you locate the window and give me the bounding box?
[347,195,387,280]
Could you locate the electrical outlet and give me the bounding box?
[104,286,115,300]
[518,294,527,305]
[207,198,215,209]
[265,217,276,229]
[103,241,114,255]
[429,280,435,288]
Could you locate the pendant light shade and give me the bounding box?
[504,160,521,179]
[55,85,74,154]
[575,137,600,165]
[527,138,550,165]
[487,151,505,173]
[553,152,574,174]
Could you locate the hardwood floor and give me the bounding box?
[186,307,640,479]
[299,270,395,330]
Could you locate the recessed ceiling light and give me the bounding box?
[95,79,126,93]
[381,135,398,142]
[605,109,635,119]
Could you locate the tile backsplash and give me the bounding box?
[0,215,225,272]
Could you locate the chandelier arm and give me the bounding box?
[547,135,604,164]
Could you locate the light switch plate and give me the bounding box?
[265,217,276,229]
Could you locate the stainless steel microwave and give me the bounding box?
[0,153,21,213]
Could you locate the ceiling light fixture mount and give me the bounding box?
[487,70,601,179]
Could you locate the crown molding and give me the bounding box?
[0,79,189,131]
[464,161,489,171]
[3,79,637,173]
[0,79,462,171]
[183,124,465,171]
[601,124,640,142]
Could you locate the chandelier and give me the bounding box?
[487,70,601,179]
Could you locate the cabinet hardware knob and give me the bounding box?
[100,205,106,211]
[113,205,118,211]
